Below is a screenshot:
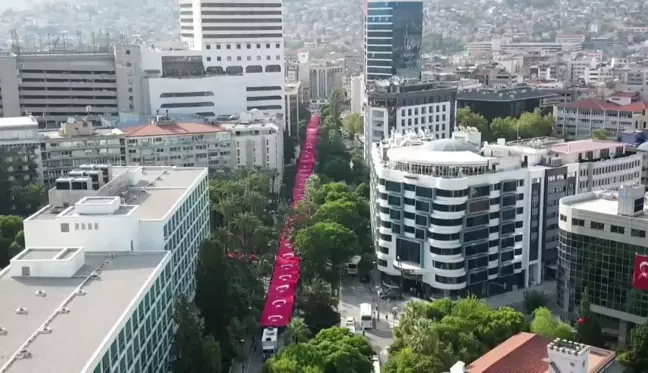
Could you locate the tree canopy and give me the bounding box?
[388,298,527,372]
[458,107,555,142]
[575,291,604,347]
[619,321,648,373]
[265,327,374,373]
[530,307,574,340]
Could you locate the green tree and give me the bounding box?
[384,348,444,373]
[575,290,604,347]
[0,215,25,268]
[285,317,312,345]
[458,107,490,141]
[343,113,364,142]
[619,322,648,373]
[170,296,222,373]
[295,221,360,284]
[523,290,549,315]
[592,129,613,140]
[490,116,519,141]
[266,327,373,373]
[530,307,574,340]
[298,277,341,334]
[515,110,555,138]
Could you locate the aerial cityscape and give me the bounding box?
[1,0,648,372]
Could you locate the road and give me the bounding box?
[339,278,412,362]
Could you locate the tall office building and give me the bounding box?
[369,130,539,298]
[0,165,210,373]
[176,0,285,116]
[364,0,423,83]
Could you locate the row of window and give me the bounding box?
[561,214,647,238]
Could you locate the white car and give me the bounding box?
[344,317,356,333]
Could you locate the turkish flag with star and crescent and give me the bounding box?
[632,254,648,292]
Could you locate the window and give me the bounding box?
[631,229,646,238]
[377,259,388,267]
[611,225,625,234]
[571,218,585,227]
[60,223,70,232]
[590,221,604,230]
[560,214,567,222]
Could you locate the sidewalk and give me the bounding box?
[485,281,556,309]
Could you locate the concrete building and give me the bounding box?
[0,52,126,129]
[461,333,618,373]
[554,98,648,140]
[483,138,642,278]
[369,130,540,298]
[285,82,302,137]
[0,164,209,373]
[175,0,285,118]
[308,60,344,106]
[456,87,562,122]
[558,184,648,345]
[364,0,423,82]
[363,78,456,161]
[349,75,364,115]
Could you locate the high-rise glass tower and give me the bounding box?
[364,0,423,82]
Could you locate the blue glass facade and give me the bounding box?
[365,0,423,82]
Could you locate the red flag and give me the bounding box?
[633,254,648,291]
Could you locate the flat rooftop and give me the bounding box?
[29,166,206,221]
[562,191,648,222]
[550,139,623,155]
[0,117,39,128]
[457,87,561,102]
[0,251,168,373]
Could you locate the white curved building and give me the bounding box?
[369,131,539,298]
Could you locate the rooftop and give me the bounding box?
[0,117,39,128]
[386,138,486,166]
[457,87,561,102]
[124,120,227,138]
[560,98,648,112]
[0,251,168,373]
[562,190,648,222]
[550,139,624,155]
[466,333,616,373]
[29,166,206,221]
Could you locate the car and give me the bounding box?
[344,317,356,333]
[379,288,403,300]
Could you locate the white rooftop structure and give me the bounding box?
[1,164,210,373]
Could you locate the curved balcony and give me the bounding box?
[434,195,469,205]
[404,217,415,226]
[379,212,390,221]
[489,204,499,213]
[378,197,389,208]
[489,232,499,241]
[377,184,386,194]
[433,277,467,291]
[490,190,501,198]
[490,218,500,226]
[428,237,461,248]
[378,238,394,248]
[429,224,462,235]
[429,245,463,262]
[403,189,416,199]
[376,250,390,260]
[379,225,391,235]
[404,204,416,213]
[431,210,465,220]
[432,259,466,278]
[433,267,467,278]
[488,245,499,255]
[488,259,499,269]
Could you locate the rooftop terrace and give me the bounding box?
[0,251,168,373]
[27,166,206,222]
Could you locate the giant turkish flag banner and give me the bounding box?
[632,254,648,292]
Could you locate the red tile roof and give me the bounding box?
[124,122,226,137]
[466,333,617,373]
[611,91,639,98]
[562,98,648,112]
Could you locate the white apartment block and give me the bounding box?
[566,57,597,83]
[554,98,648,140]
[307,60,344,104]
[369,131,540,297]
[175,0,285,117]
[349,75,364,115]
[0,164,210,373]
[467,39,582,57]
[363,78,457,161]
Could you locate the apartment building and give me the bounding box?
[369,130,540,298]
[554,98,648,140]
[483,138,642,277]
[0,52,127,129]
[363,78,457,161]
[0,164,209,373]
[558,184,648,345]
[467,40,582,57]
[457,87,562,122]
[285,82,302,137]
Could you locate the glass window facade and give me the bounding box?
[91,176,211,373]
[557,230,648,319]
[365,1,422,81]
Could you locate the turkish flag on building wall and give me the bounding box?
[632,254,648,292]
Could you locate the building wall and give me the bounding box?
[554,106,635,140]
[370,149,533,297]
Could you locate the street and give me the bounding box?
[339,278,412,362]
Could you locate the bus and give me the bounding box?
[346,255,362,275]
[360,302,373,330]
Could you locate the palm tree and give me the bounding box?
[231,212,263,252]
[284,317,311,344]
[214,197,240,229]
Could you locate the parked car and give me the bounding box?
[379,288,403,300]
[343,316,357,333]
